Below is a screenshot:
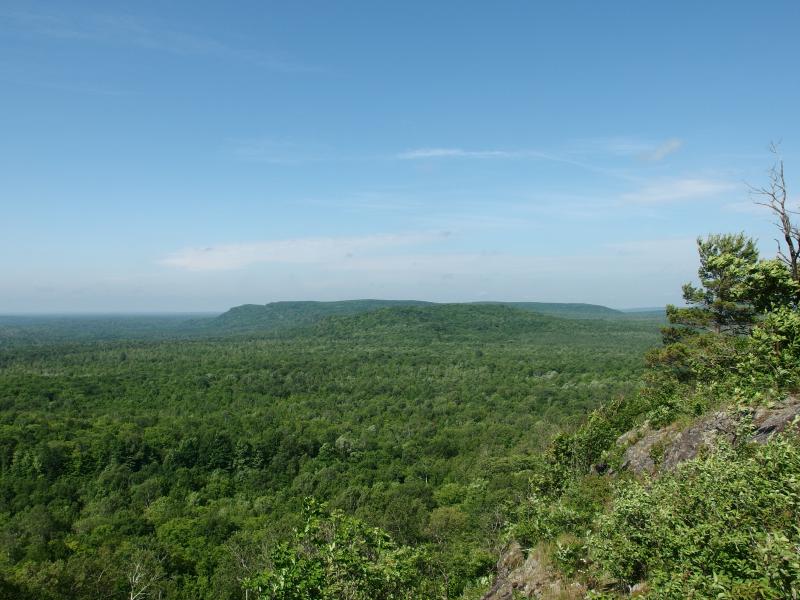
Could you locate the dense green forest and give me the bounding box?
[0,302,660,599]
[202,300,629,335]
[3,224,800,598]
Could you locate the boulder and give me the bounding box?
[659,411,736,471]
[482,544,584,600]
[620,427,679,474]
[752,399,800,443]
[620,396,800,475]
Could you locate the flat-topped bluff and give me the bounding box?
[209,299,431,332]
[205,299,626,333]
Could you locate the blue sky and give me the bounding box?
[2,1,799,312]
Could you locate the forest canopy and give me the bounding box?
[0,304,660,599]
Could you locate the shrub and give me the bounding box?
[591,435,800,598]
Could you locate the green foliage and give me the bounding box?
[476,302,625,319]
[0,305,660,599]
[667,235,798,339]
[513,475,612,548]
[668,233,759,334]
[246,499,427,600]
[192,300,630,337]
[740,306,800,390]
[506,229,800,599]
[552,535,588,579]
[0,314,206,345]
[592,436,800,598]
[206,300,433,334]
[746,258,800,312]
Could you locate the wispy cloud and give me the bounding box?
[160,232,448,271]
[2,8,313,72]
[160,232,695,283]
[639,138,683,161]
[394,146,639,181]
[229,139,665,183]
[621,178,734,204]
[568,136,683,161]
[341,239,695,276]
[5,232,700,310]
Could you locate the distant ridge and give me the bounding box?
[474,301,623,319]
[204,299,432,333]
[305,303,570,343]
[202,299,627,334]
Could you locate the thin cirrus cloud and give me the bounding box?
[160,232,449,271]
[621,178,735,204]
[639,138,683,161]
[393,145,649,182]
[564,137,684,160]
[2,8,312,72]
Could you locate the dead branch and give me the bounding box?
[748,142,800,282]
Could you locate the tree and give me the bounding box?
[750,142,800,285]
[667,233,760,334]
[126,546,165,600]
[245,498,428,600]
[746,258,799,312]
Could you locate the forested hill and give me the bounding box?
[475,301,623,319]
[201,299,432,333]
[201,299,624,335]
[299,303,653,344]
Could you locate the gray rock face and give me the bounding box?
[752,400,800,443]
[659,411,737,472]
[619,427,680,474]
[620,396,800,475]
[481,543,582,600]
[495,541,524,580]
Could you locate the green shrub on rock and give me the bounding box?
[592,435,800,598]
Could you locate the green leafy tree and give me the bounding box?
[667,233,759,334]
[245,499,428,600]
[746,257,800,312]
[740,306,800,389]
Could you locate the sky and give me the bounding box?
[2,1,799,313]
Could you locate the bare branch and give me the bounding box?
[748,142,799,283]
[127,549,165,600]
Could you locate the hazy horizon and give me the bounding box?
[2,1,798,312]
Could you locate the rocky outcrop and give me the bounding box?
[483,397,800,599]
[618,426,680,474]
[751,399,800,443]
[481,542,585,600]
[619,395,800,475]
